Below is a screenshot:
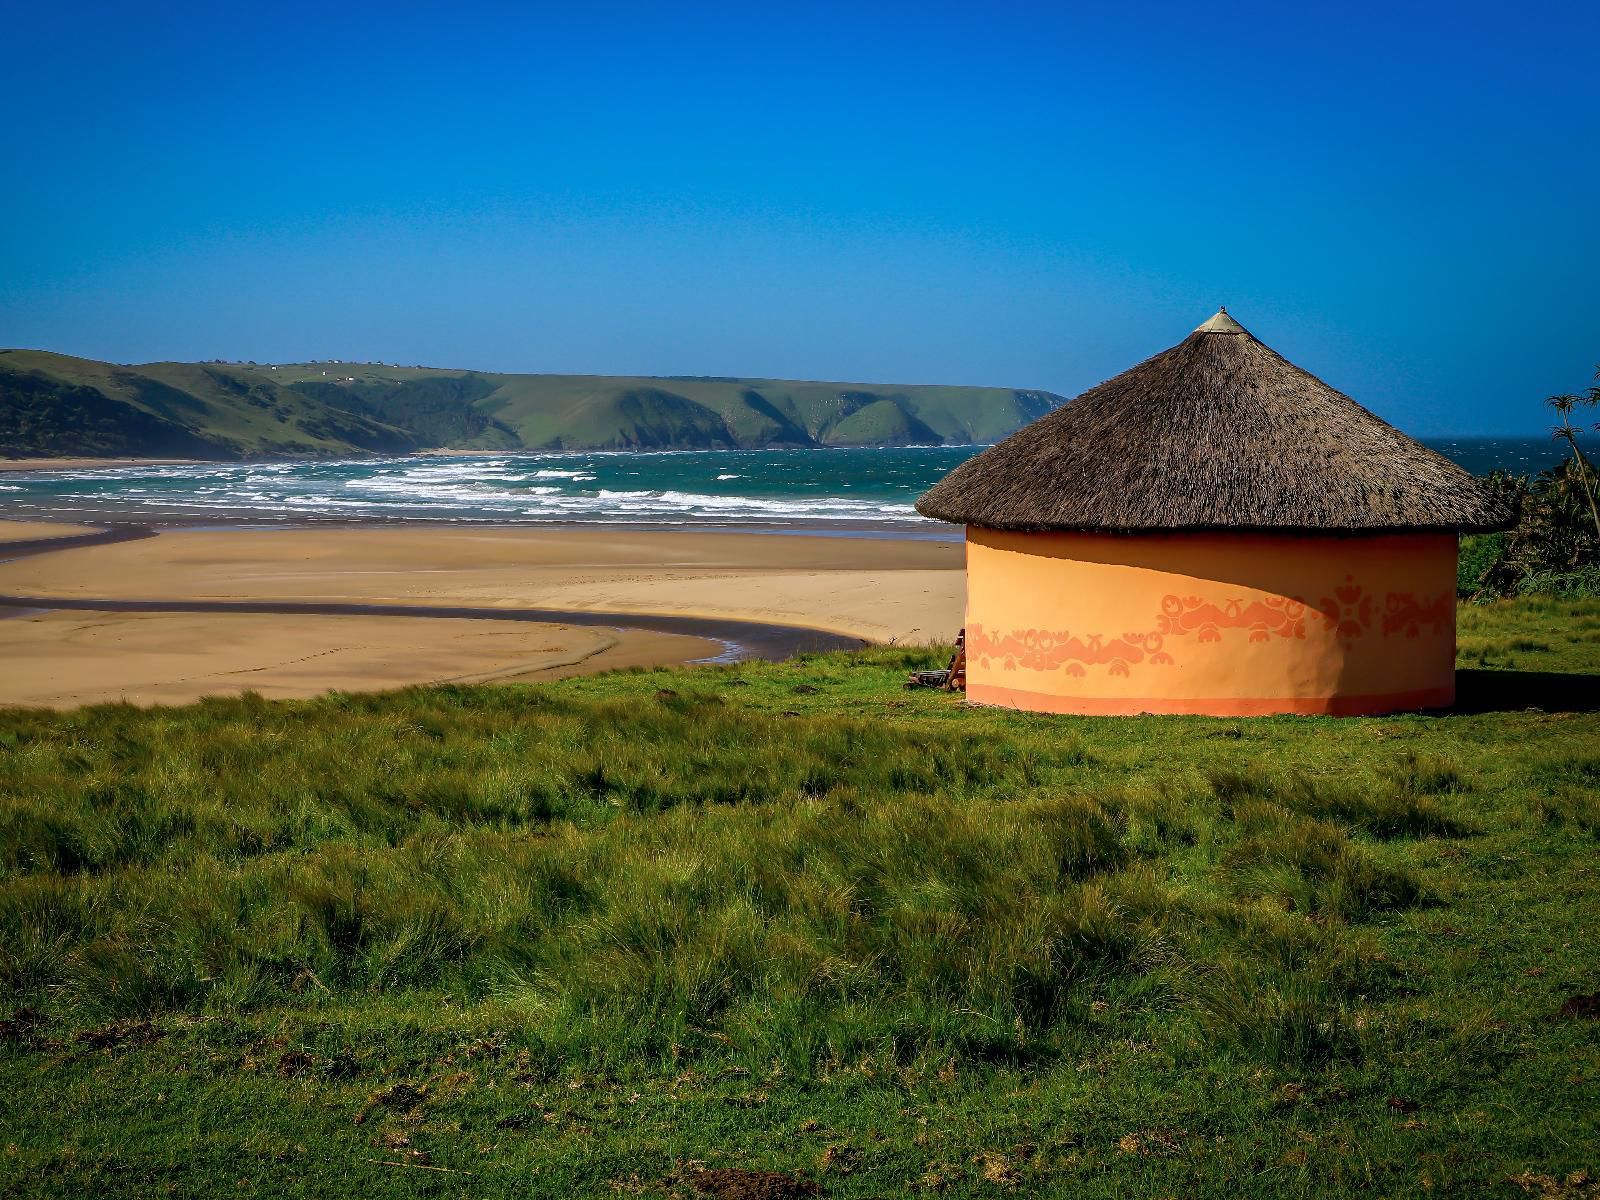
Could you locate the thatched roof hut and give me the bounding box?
[916,309,1513,534]
[917,311,1506,717]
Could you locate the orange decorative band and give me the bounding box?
[967,580,1453,680]
[959,627,1169,678]
[967,682,1456,717]
[1155,593,1309,642]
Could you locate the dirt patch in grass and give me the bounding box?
[1506,1169,1600,1198]
[275,1050,315,1077]
[690,1167,821,1199]
[0,1006,43,1042]
[1557,992,1600,1020]
[75,1019,163,1050]
[353,1081,427,1124]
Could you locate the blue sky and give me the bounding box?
[3,1,1596,434]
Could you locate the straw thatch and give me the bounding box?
[917,310,1514,534]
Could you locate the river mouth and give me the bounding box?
[0,522,865,664]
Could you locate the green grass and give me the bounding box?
[1458,594,1600,670]
[2,600,1598,1197]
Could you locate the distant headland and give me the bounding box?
[0,348,1064,460]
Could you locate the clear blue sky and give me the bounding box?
[3,0,1596,434]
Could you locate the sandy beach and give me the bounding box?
[0,520,964,707]
[0,457,211,473]
[0,610,718,707]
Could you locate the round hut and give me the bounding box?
[916,310,1513,717]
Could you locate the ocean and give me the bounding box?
[0,439,1566,530]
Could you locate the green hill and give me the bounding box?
[0,349,1062,458]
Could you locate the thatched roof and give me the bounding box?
[916,310,1514,534]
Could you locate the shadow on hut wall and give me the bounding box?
[1452,669,1600,715]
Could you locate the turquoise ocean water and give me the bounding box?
[0,439,1566,530]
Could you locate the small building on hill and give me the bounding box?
[916,310,1513,716]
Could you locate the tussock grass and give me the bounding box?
[1208,757,1472,840]
[0,688,1035,877]
[0,725,1354,1064]
[1,598,1597,1197]
[1457,595,1600,669]
[1529,752,1600,834]
[1,666,1447,1070]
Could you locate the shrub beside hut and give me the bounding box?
[916,310,1513,716]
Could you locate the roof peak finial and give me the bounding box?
[1194,307,1246,335]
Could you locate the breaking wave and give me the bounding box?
[0,449,972,527]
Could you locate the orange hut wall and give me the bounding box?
[963,529,1457,717]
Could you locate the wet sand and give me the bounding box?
[0,520,964,707]
[0,524,965,642]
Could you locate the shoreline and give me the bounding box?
[3,438,1546,537]
[1,511,958,542]
[0,456,212,473]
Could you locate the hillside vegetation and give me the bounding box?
[2,598,1597,1197]
[0,349,1061,459]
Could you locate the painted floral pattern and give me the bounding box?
[1309,576,1376,639]
[1382,591,1452,638]
[1155,594,1309,643]
[966,627,1169,679]
[974,582,1450,678]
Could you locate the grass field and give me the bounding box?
[2,598,1598,1198]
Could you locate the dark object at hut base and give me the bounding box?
[907,630,967,691]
